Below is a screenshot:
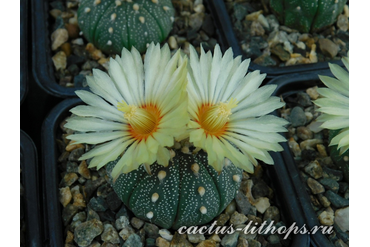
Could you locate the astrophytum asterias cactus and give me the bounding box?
[77,0,175,54]
[66,43,288,230]
[269,0,347,33]
[107,149,242,229]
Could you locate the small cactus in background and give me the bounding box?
[269,0,347,33]
[77,0,175,54]
[107,149,242,229]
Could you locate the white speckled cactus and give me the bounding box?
[66,43,288,230]
[269,0,347,33]
[77,0,175,54]
[106,150,242,229]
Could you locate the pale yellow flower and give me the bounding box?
[65,43,188,179]
[186,45,288,173]
[315,56,349,154]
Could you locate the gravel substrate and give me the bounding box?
[223,0,349,67]
[279,86,349,247]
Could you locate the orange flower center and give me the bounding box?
[118,101,161,141]
[197,99,238,137]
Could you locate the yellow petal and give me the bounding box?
[157,147,170,167]
[189,128,204,143]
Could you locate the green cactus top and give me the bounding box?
[77,0,175,54]
[107,150,242,229]
[270,0,347,33]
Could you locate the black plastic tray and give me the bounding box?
[20,130,44,247]
[207,0,346,78]
[41,97,309,246]
[267,69,338,247]
[31,0,85,98]
[21,0,29,104]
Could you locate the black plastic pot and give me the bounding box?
[267,69,339,247]
[42,97,310,246]
[20,130,44,247]
[30,0,226,98]
[31,0,86,98]
[21,0,29,104]
[41,97,81,246]
[207,0,346,78]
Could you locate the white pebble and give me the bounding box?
[159,229,173,241]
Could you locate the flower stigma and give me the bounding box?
[118,101,160,140]
[198,98,238,136]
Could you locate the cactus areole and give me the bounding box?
[269,0,346,33]
[106,150,242,229]
[77,0,175,54]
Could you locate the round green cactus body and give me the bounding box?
[269,0,346,33]
[77,0,175,54]
[106,150,242,229]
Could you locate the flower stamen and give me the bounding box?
[198,98,238,136]
[118,101,160,139]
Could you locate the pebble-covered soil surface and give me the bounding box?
[223,0,349,67]
[279,85,349,247]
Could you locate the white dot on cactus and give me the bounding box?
[191,163,199,175]
[84,7,91,13]
[224,158,231,167]
[170,17,175,22]
[146,211,154,219]
[233,175,241,182]
[94,0,101,5]
[111,13,117,21]
[133,3,139,11]
[158,170,166,181]
[144,32,148,36]
[200,206,207,214]
[107,40,112,46]
[151,193,159,202]
[181,146,190,154]
[198,186,205,197]
[108,27,113,34]
[139,16,145,24]
[296,6,301,11]
[79,31,83,35]
[163,6,170,11]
